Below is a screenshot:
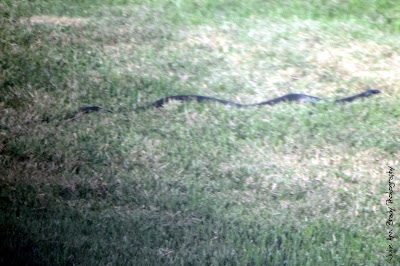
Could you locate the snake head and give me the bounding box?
[364,89,381,96]
[359,89,381,97]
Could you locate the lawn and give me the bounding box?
[1,0,399,264]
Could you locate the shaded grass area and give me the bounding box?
[0,183,382,265]
[1,0,399,265]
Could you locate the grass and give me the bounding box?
[1,0,399,265]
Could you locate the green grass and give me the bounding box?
[1,0,399,265]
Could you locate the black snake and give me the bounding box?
[1,89,381,158]
[74,89,380,118]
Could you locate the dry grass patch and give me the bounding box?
[310,41,400,90]
[177,29,245,54]
[21,15,89,26]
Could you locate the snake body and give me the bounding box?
[143,89,380,108]
[68,89,380,119]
